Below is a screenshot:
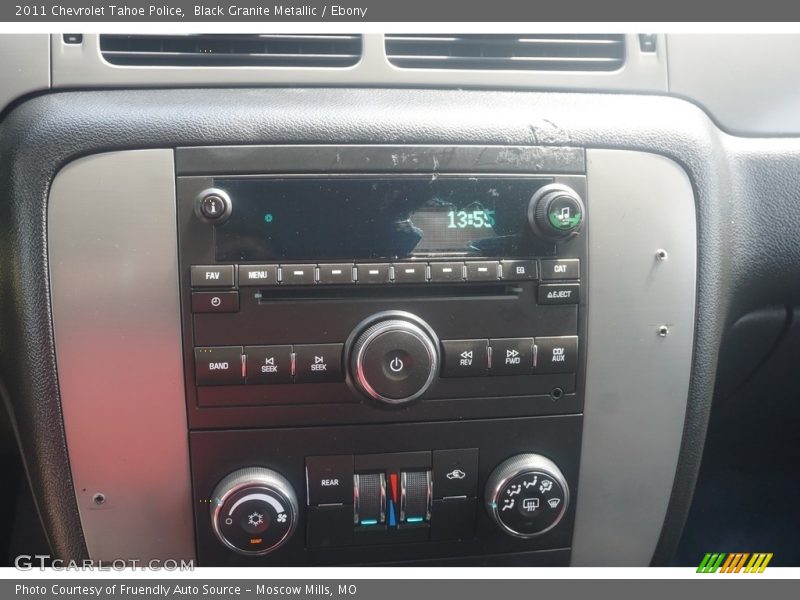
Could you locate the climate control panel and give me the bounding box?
[191,416,579,565]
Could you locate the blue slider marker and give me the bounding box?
[360,519,378,526]
[388,501,397,527]
[406,517,424,524]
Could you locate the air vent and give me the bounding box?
[100,34,361,67]
[385,34,625,72]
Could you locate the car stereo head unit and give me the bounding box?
[175,144,588,565]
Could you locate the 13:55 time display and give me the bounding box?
[447,209,496,229]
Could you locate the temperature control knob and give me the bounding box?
[485,454,569,538]
[528,184,585,240]
[210,467,298,556]
[348,312,440,406]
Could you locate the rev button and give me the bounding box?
[306,455,354,506]
[441,339,489,378]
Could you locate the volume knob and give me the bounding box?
[529,184,585,240]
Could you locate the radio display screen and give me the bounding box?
[213,177,554,261]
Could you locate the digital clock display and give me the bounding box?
[213,176,554,261]
[448,209,496,229]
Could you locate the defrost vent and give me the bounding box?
[385,34,625,71]
[100,34,362,67]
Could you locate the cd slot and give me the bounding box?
[255,283,521,303]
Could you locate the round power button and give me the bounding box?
[348,313,440,405]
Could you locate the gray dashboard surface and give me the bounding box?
[1,87,798,563]
[667,34,800,136]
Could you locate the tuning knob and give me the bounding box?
[210,467,298,556]
[485,454,569,538]
[528,184,585,240]
[348,311,440,406]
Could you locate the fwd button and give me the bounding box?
[489,338,534,375]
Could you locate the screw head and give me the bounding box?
[658,325,669,337]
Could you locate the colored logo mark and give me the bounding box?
[697,552,773,573]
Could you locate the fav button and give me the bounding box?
[245,345,292,384]
[306,455,354,505]
[294,343,344,383]
[190,265,235,287]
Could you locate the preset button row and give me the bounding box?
[191,259,580,288]
[194,344,343,386]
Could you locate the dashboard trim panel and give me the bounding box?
[48,150,196,562]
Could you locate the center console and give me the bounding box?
[177,145,587,565]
